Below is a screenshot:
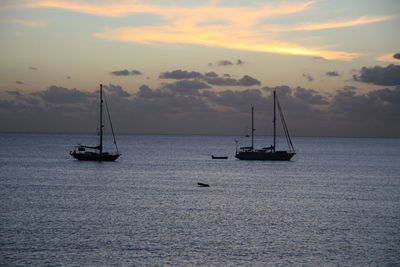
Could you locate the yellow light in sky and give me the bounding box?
[13,0,395,61]
[377,53,400,63]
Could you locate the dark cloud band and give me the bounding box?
[111,69,142,76]
[160,69,260,87]
[326,71,340,77]
[353,64,400,86]
[2,83,399,137]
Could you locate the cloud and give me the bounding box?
[29,66,38,70]
[237,75,261,86]
[17,0,368,61]
[353,64,400,86]
[162,80,211,95]
[203,88,265,112]
[159,70,261,86]
[217,60,233,66]
[95,25,360,61]
[329,86,400,129]
[159,70,203,79]
[160,69,261,87]
[6,90,40,105]
[302,73,314,82]
[377,53,400,63]
[210,59,245,66]
[33,85,92,104]
[16,0,314,19]
[203,76,235,86]
[1,83,400,137]
[262,85,329,105]
[111,69,142,76]
[293,87,328,104]
[263,85,293,96]
[205,74,261,86]
[369,87,400,104]
[6,90,22,97]
[261,86,329,124]
[103,84,130,97]
[205,71,218,78]
[137,85,171,99]
[0,86,97,133]
[1,18,47,27]
[264,15,396,32]
[131,70,142,75]
[111,69,130,76]
[326,71,340,77]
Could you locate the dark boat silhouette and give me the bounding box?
[235,91,295,161]
[70,84,121,161]
[211,155,228,159]
[197,182,210,187]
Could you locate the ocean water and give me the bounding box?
[1,133,399,266]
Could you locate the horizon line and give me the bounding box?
[1,130,399,139]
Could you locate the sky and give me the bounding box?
[0,0,399,137]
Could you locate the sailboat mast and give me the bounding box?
[99,84,103,155]
[273,91,276,152]
[251,106,254,150]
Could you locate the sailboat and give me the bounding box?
[70,84,121,161]
[235,91,295,161]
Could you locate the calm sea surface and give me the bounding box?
[1,133,399,266]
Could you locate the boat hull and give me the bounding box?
[235,150,295,161]
[211,155,228,159]
[70,151,120,161]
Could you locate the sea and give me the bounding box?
[0,133,399,266]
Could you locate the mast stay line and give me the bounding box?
[276,96,295,152]
[103,89,119,153]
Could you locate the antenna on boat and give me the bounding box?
[99,84,103,155]
[235,139,238,154]
[273,91,276,152]
[251,106,254,150]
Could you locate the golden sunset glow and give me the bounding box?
[377,53,400,63]
[95,26,359,61]
[264,15,397,32]
[12,0,366,60]
[16,0,315,19]
[0,18,47,27]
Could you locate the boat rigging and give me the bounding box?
[70,84,121,161]
[235,91,295,161]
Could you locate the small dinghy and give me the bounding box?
[211,155,228,159]
[197,182,210,187]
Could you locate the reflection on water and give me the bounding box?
[1,133,400,265]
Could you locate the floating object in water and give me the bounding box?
[197,182,210,187]
[211,155,228,159]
